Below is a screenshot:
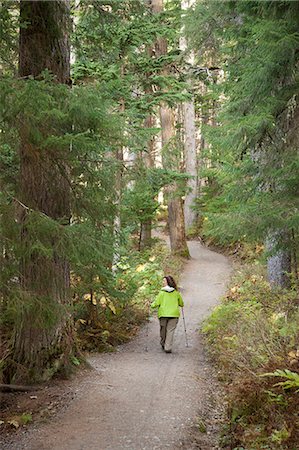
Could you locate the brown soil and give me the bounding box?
[0,240,231,450]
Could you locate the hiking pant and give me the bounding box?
[159,317,179,352]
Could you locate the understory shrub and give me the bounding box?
[74,240,184,352]
[203,263,299,449]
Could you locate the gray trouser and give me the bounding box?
[159,317,179,352]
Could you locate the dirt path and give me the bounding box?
[3,241,231,450]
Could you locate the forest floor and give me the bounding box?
[0,240,231,450]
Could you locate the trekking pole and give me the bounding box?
[145,301,151,352]
[181,307,189,348]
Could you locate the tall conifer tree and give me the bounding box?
[151,0,189,257]
[13,0,73,381]
[181,0,198,231]
[187,0,299,288]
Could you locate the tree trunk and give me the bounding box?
[113,145,124,266]
[12,0,73,383]
[183,94,197,231]
[140,93,155,251]
[160,103,189,256]
[19,1,71,84]
[291,229,298,284]
[113,62,125,266]
[140,220,152,250]
[255,100,298,291]
[151,0,189,257]
[266,231,292,290]
[181,0,198,231]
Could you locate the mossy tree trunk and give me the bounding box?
[12,0,73,383]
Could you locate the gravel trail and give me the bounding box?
[4,241,231,450]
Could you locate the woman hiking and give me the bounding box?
[151,275,184,353]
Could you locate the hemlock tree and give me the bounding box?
[74,0,160,251]
[151,0,189,257]
[187,0,299,289]
[75,0,189,254]
[13,0,73,382]
[0,0,196,384]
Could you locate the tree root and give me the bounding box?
[0,384,40,392]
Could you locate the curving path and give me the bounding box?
[4,241,231,450]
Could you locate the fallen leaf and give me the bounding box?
[100,296,107,306]
[8,419,19,428]
[108,300,116,314]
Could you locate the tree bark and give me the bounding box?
[181,0,198,231]
[113,132,124,266]
[291,229,298,284]
[160,103,189,256]
[182,91,197,230]
[19,1,71,84]
[266,231,291,289]
[151,0,189,257]
[12,0,73,383]
[140,87,155,251]
[112,60,125,266]
[140,220,152,250]
[257,101,299,290]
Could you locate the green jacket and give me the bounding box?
[151,287,184,318]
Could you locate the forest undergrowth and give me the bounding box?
[0,234,184,433]
[74,236,184,353]
[203,245,299,449]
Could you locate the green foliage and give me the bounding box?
[122,166,189,234]
[262,369,299,393]
[20,413,32,425]
[0,67,125,383]
[72,0,190,253]
[122,171,160,230]
[187,1,299,260]
[75,240,184,351]
[0,0,191,385]
[196,416,207,434]
[0,1,18,75]
[203,263,299,448]
[73,0,185,108]
[114,246,164,305]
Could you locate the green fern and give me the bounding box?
[262,369,299,392]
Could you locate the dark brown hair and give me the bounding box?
[164,275,178,290]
